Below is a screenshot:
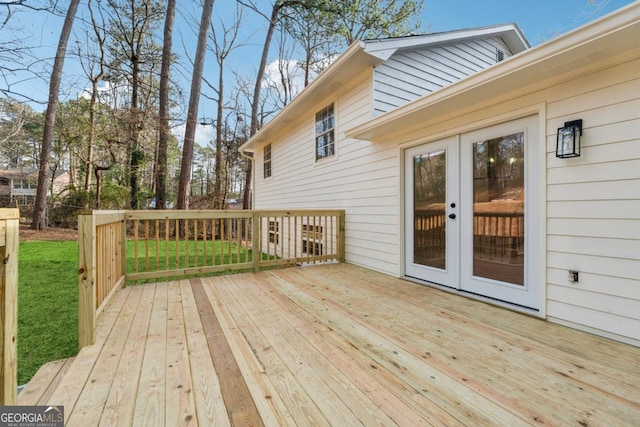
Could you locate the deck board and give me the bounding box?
[179,279,228,427]
[192,279,264,427]
[17,357,75,406]
[164,280,197,426]
[25,264,640,426]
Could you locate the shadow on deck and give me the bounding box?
[18,264,640,426]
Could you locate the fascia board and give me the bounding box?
[239,41,379,153]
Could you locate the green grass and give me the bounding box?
[17,238,260,384]
[126,239,255,279]
[18,240,78,385]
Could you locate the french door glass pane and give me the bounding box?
[414,150,446,270]
[472,133,525,285]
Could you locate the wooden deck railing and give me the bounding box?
[78,211,127,349]
[78,209,345,347]
[414,209,524,263]
[0,209,19,405]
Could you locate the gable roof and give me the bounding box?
[239,24,528,153]
[347,2,640,142]
[363,24,528,61]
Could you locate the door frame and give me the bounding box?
[401,112,545,314]
[404,136,460,288]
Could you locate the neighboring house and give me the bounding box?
[240,4,640,347]
[0,168,70,203]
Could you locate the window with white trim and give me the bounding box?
[302,223,323,255]
[269,220,279,244]
[315,104,335,161]
[264,143,272,178]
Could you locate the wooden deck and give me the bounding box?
[19,264,640,426]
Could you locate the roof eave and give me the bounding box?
[347,2,640,142]
[363,23,529,60]
[238,41,380,153]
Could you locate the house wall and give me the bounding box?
[373,37,513,115]
[543,58,640,345]
[254,69,403,276]
[253,45,640,345]
[390,54,640,345]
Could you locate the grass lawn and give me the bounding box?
[127,238,254,277]
[17,238,256,385]
[18,240,78,385]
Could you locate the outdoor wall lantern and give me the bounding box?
[556,119,582,158]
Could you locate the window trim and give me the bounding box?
[302,223,324,255]
[263,143,272,179]
[315,103,336,161]
[268,219,279,244]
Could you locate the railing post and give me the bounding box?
[0,209,19,405]
[252,211,260,273]
[119,217,127,281]
[78,210,96,349]
[338,211,346,263]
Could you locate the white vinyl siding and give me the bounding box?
[385,56,640,344]
[251,24,640,345]
[544,59,640,345]
[373,37,512,115]
[254,70,402,276]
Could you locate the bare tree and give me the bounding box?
[204,5,244,209]
[0,98,42,168]
[77,0,108,194]
[239,0,317,209]
[106,0,164,209]
[155,0,175,209]
[31,0,80,230]
[176,0,214,210]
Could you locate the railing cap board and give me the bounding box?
[78,211,126,227]
[0,209,20,220]
[126,210,253,220]
[123,209,345,221]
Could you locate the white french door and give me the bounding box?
[405,116,540,309]
[405,137,460,288]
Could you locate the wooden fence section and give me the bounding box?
[125,210,345,281]
[78,211,127,349]
[0,209,19,405]
[78,209,345,347]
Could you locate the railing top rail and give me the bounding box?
[78,210,126,227]
[120,209,345,221]
[125,210,254,220]
[473,212,524,218]
[255,209,345,217]
[0,209,20,220]
[78,209,126,215]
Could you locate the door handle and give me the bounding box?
[448,213,456,219]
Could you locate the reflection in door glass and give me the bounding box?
[414,150,446,270]
[472,133,524,285]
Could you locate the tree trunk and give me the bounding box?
[244,4,281,210]
[129,63,141,209]
[83,0,106,197]
[31,0,80,230]
[213,58,224,209]
[176,0,214,210]
[156,0,176,210]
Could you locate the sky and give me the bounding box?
[1,0,636,146]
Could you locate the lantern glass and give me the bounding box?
[556,119,582,158]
